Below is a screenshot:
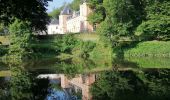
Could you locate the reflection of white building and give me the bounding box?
[60,74,96,100]
[37,73,96,100]
[47,1,94,34]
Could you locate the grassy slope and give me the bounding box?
[0,36,9,45]
[124,41,170,57]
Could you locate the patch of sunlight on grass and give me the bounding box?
[74,33,99,41]
[0,70,11,77]
[0,36,10,45]
[126,57,170,68]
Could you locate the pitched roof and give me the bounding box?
[60,6,72,15]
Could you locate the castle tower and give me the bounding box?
[80,1,93,32]
[80,0,90,18]
[59,5,72,34]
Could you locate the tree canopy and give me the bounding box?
[0,0,51,31]
[88,0,170,42]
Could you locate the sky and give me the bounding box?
[47,0,73,12]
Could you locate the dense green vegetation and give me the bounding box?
[0,0,170,63]
[1,0,170,100]
[0,0,50,31]
[87,0,170,58]
[7,19,34,60]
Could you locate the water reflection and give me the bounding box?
[91,69,170,100]
[44,74,96,100]
[0,57,170,100]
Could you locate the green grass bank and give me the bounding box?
[124,41,170,58]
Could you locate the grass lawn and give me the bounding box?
[74,33,99,41]
[126,57,170,68]
[124,41,170,57]
[0,70,11,77]
[0,36,10,45]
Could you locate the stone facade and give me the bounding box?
[47,2,93,34]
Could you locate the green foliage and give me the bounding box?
[88,0,105,24]
[48,7,63,19]
[69,0,81,11]
[60,34,79,53]
[0,23,4,34]
[91,70,170,100]
[103,0,145,37]
[145,0,170,17]
[136,15,170,41]
[134,0,170,41]
[8,19,33,59]
[72,41,96,58]
[32,34,79,57]
[10,66,33,100]
[0,0,50,31]
[88,11,104,24]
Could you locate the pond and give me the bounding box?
[0,57,170,100]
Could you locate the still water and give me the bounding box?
[0,57,170,100]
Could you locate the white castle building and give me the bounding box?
[47,2,94,34]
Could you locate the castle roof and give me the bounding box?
[60,6,72,15]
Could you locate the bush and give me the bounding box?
[72,40,96,58]
[8,19,33,59]
[60,34,79,53]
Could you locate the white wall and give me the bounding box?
[47,24,62,34]
[67,16,81,33]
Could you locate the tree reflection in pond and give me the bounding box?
[2,63,51,100]
[0,58,170,100]
[90,69,170,100]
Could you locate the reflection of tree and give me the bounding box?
[9,64,50,100]
[32,78,50,100]
[10,66,33,100]
[90,69,170,100]
[0,77,10,100]
[55,58,97,78]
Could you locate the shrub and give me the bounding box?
[60,34,79,53]
[8,19,33,59]
[72,40,96,58]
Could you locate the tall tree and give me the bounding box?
[87,0,105,25]
[103,0,145,36]
[69,0,81,11]
[9,19,33,59]
[0,0,51,31]
[135,0,170,41]
[48,7,63,19]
